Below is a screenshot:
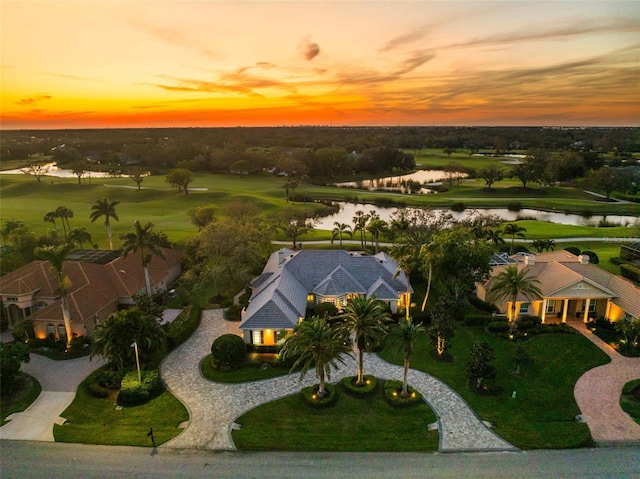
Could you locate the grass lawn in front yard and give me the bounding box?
[379,327,611,449]
[200,353,292,383]
[54,367,188,446]
[232,383,438,452]
[620,379,640,425]
[1,373,42,426]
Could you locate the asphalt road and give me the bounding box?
[1,441,638,479]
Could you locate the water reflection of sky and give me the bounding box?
[314,202,638,230]
[334,169,467,194]
[2,163,125,178]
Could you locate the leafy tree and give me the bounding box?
[187,205,217,231]
[0,342,30,395]
[331,222,352,249]
[586,167,634,200]
[35,244,74,349]
[614,318,640,356]
[90,198,120,250]
[165,168,194,195]
[12,319,35,343]
[502,223,527,255]
[128,167,146,190]
[91,307,166,373]
[340,296,390,385]
[281,316,352,398]
[120,221,167,296]
[466,342,496,389]
[512,343,532,375]
[478,164,504,189]
[488,265,542,323]
[386,319,426,397]
[272,208,317,247]
[69,160,87,185]
[428,297,456,357]
[21,161,51,182]
[510,162,537,189]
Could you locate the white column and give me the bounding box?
[605,299,612,321]
[541,299,548,324]
[583,298,591,323]
[562,299,569,323]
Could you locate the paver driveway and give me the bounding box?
[160,309,515,452]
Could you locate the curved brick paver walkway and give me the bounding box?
[571,322,640,446]
[160,309,515,452]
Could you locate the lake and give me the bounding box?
[333,169,468,194]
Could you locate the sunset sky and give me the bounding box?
[1,1,639,129]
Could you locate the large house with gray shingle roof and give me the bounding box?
[0,248,182,340]
[477,250,640,323]
[240,249,411,345]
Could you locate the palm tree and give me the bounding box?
[281,316,352,398]
[543,239,556,252]
[390,242,419,321]
[486,228,505,248]
[488,265,542,323]
[43,211,58,230]
[67,226,93,250]
[502,223,526,255]
[531,239,545,253]
[367,217,387,254]
[352,211,368,250]
[90,198,120,250]
[341,296,390,385]
[35,244,74,349]
[120,221,166,296]
[386,319,426,397]
[55,206,74,237]
[331,222,352,249]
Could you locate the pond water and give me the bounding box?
[1,162,128,179]
[333,169,468,194]
[314,202,639,230]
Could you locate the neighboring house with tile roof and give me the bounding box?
[240,249,412,345]
[0,248,182,340]
[477,251,640,323]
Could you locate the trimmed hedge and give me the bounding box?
[609,257,624,266]
[300,383,338,408]
[464,315,492,326]
[468,295,500,314]
[340,375,378,398]
[383,379,423,407]
[165,305,201,350]
[117,369,164,407]
[487,321,510,333]
[621,263,640,282]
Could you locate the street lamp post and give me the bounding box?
[130,341,141,383]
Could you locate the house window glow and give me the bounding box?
[519,303,529,314]
[589,300,597,313]
[252,330,263,345]
[307,294,314,301]
[546,300,555,313]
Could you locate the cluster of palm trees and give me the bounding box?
[281,296,426,399]
[351,210,390,253]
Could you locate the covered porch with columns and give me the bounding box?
[540,296,611,324]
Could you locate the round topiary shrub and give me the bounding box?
[211,334,246,371]
[300,383,338,408]
[116,369,165,407]
[581,250,600,264]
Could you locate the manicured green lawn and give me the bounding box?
[54,367,188,446]
[620,379,640,425]
[200,354,292,383]
[379,328,611,449]
[232,384,439,451]
[0,373,41,426]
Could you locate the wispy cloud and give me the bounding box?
[36,72,104,82]
[17,94,52,105]
[379,25,432,52]
[394,51,436,75]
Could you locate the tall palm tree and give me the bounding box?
[68,226,93,250]
[55,206,74,237]
[386,319,426,397]
[502,223,526,255]
[488,265,542,323]
[486,228,505,248]
[331,222,352,249]
[281,316,352,398]
[352,210,368,250]
[390,242,419,321]
[367,217,387,254]
[341,296,390,385]
[120,221,166,296]
[35,244,74,349]
[90,198,120,250]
